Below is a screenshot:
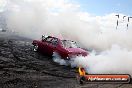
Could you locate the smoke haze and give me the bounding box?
[1,0,132,75]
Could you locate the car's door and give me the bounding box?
[42,37,53,56]
[38,36,52,54]
[54,40,69,58]
[46,38,59,56]
[40,40,49,54]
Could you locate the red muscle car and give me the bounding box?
[32,35,88,59]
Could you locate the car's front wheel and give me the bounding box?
[33,44,38,52]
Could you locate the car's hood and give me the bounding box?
[66,48,87,53]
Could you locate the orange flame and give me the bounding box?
[78,67,86,76]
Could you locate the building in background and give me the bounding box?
[0,12,7,32]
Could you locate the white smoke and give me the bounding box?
[52,45,132,75]
[0,0,7,12]
[52,52,69,66]
[71,45,132,75]
[1,0,132,75]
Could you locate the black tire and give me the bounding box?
[79,76,86,85]
[33,44,38,52]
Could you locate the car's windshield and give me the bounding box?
[61,40,78,48]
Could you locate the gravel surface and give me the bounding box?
[0,32,132,88]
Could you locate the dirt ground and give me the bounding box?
[0,32,132,88]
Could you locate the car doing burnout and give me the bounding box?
[32,35,88,59]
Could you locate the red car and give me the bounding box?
[32,35,88,59]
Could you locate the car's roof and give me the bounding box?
[47,36,58,39]
[46,36,75,42]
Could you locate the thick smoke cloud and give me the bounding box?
[71,45,132,75]
[1,0,132,75]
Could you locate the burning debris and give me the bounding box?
[78,67,86,84]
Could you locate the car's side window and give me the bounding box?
[51,38,58,46]
[46,37,53,43]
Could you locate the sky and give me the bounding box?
[0,0,132,16]
[75,0,132,16]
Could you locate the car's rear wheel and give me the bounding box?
[33,44,38,52]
